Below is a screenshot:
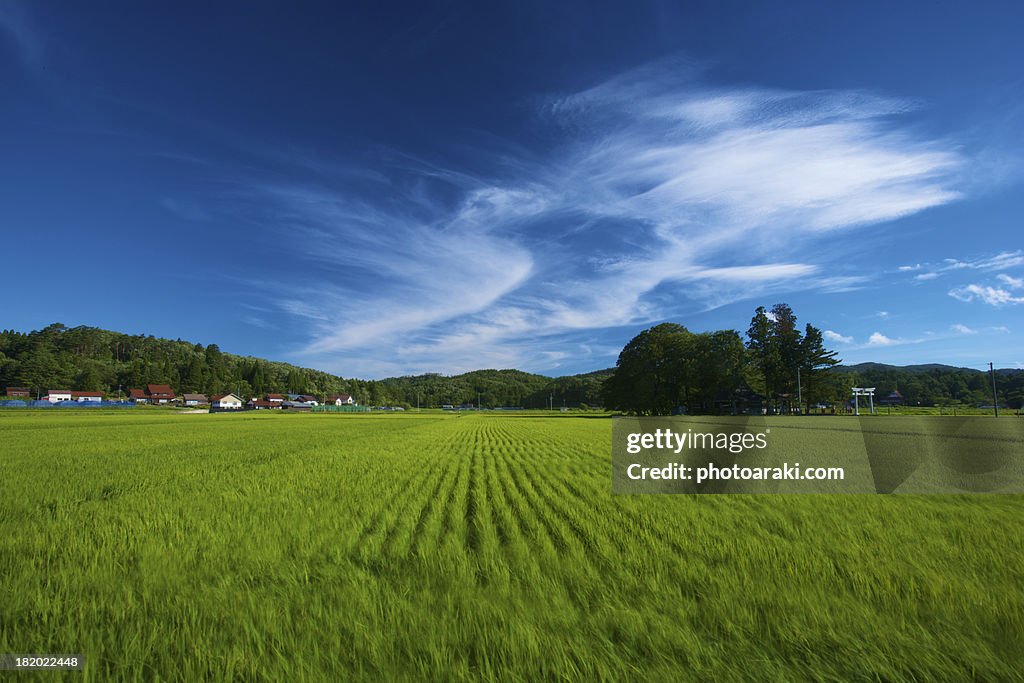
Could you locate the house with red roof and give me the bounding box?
[247,398,280,410]
[146,384,176,403]
[127,385,177,404]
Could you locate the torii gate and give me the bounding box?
[852,387,875,416]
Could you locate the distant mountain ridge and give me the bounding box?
[835,362,988,374]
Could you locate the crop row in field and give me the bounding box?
[1,411,1022,680]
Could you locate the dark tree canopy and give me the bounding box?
[602,323,749,415]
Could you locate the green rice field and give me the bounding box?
[1,411,1022,681]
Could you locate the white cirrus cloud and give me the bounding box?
[949,284,1024,306]
[951,323,977,335]
[903,250,1024,281]
[221,61,971,375]
[997,273,1024,289]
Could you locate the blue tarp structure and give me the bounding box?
[0,400,135,408]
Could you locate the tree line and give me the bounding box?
[1,321,1019,409]
[0,324,606,407]
[601,303,1023,415]
[601,304,839,415]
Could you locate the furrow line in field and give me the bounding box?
[351,433,457,553]
[549,473,633,558]
[512,452,611,572]
[405,448,462,557]
[464,447,481,556]
[491,442,565,558]
[380,449,458,558]
[405,447,460,558]
[481,442,513,552]
[469,422,511,560]
[495,446,577,559]
[439,441,471,550]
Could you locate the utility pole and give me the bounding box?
[549,392,553,411]
[797,367,802,415]
[990,362,999,417]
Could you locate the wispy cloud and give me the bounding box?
[224,62,968,375]
[901,250,1024,283]
[951,323,977,335]
[0,3,44,70]
[867,332,897,346]
[159,197,211,222]
[949,283,1024,306]
[824,330,854,344]
[997,273,1024,289]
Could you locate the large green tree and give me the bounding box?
[602,323,694,415]
[799,323,841,411]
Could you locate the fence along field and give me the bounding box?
[1,411,1022,680]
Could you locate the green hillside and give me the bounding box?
[0,324,606,408]
[1,323,1021,408]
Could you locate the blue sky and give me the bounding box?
[1,1,1022,377]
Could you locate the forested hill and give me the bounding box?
[0,324,606,407]
[0,323,1020,407]
[832,362,1024,407]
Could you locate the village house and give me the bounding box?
[879,390,904,406]
[127,384,178,404]
[266,393,285,403]
[72,391,104,403]
[211,393,243,410]
[327,393,355,406]
[4,387,30,398]
[146,384,176,403]
[182,393,208,406]
[247,398,280,410]
[44,389,73,403]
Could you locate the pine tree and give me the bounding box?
[799,324,840,412]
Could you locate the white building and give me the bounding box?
[211,393,243,409]
[72,391,103,402]
[45,390,73,403]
